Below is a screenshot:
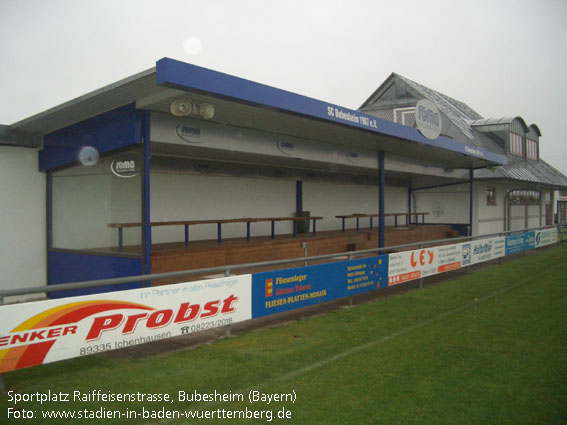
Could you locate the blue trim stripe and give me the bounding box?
[156,58,507,166]
[48,251,144,298]
[39,104,143,171]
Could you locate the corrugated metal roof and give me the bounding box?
[475,158,567,188]
[395,74,481,140]
[472,117,516,126]
[9,68,157,134]
[361,73,567,189]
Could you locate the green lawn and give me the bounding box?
[2,244,566,424]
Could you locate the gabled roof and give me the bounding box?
[360,73,504,153]
[394,73,483,140]
[360,72,567,189]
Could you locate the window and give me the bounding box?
[510,133,525,157]
[508,190,540,205]
[394,107,416,126]
[526,138,538,160]
[51,147,143,254]
[486,187,496,205]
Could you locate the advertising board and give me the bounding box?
[0,228,559,374]
[535,228,558,248]
[505,232,535,255]
[461,236,506,266]
[0,275,252,373]
[388,243,463,285]
[252,256,388,318]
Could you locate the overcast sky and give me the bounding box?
[1,0,566,174]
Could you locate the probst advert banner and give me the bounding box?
[251,256,389,318]
[0,275,252,373]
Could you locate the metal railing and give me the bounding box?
[0,225,561,305]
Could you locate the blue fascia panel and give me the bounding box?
[156,58,507,166]
[39,103,144,171]
[48,251,144,298]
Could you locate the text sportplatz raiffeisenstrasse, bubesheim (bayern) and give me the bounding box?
[6,389,297,421]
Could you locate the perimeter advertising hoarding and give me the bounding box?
[559,225,567,241]
[388,230,553,286]
[535,228,558,248]
[0,275,252,373]
[461,237,506,267]
[251,256,389,318]
[388,243,463,285]
[388,236,507,286]
[505,232,536,255]
[0,229,558,374]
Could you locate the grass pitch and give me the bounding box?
[2,244,566,424]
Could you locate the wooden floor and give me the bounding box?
[150,225,462,285]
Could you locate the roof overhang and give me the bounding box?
[6,57,507,170]
[154,58,506,170]
[0,124,41,148]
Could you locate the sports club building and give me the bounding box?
[360,73,567,234]
[1,57,566,298]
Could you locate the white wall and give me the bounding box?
[150,173,296,243]
[509,205,526,231]
[476,182,506,236]
[52,170,142,250]
[412,185,469,225]
[304,181,407,230]
[0,146,46,296]
[150,173,410,242]
[527,204,540,229]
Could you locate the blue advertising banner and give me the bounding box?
[505,232,536,255]
[252,256,388,318]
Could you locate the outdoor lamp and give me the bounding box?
[199,103,215,119]
[170,100,192,116]
[170,100,215,119]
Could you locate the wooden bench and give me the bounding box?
[109,216,324,251]
[335,212,430,232]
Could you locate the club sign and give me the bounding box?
[416,99,442,140]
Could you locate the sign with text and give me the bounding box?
[461,236,506,266]
[0,276,252,373]
[1,227,560,374]
[252,256,388,318]
[415,99,442,140]
[505,232,536,255]
[535,228,558,248]
[388,243,463,285]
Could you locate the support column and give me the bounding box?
[556,189,561,225]
[296,180,303,213]
[143,111,152,286]
[378,151,385,249]
[469,169,474,237]
[407,187,412,225]
[46,172,53,250]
